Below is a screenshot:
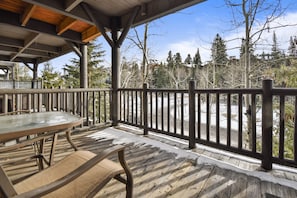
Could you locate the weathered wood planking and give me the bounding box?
[1,128,297,198]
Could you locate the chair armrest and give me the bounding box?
[0,165,18,197]
[13,145,126,198]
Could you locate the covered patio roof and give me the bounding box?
[0,0,206,64]
[0,0,206,125]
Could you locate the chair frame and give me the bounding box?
[0,145,133,198]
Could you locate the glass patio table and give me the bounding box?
[0,111,83,169]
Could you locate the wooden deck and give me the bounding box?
[1,126,297,198]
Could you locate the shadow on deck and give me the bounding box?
[1,126,297,198]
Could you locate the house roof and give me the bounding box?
[0,0,206,64]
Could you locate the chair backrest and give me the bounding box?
[0,165,17,197]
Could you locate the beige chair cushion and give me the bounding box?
[14,151,124,198]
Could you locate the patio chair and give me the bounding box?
[0,145,133,198]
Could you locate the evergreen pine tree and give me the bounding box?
[288,36,297,57]
[271,31,282,68]
[173,52,182,67]
[193,48,202,68]
[166,51,174,69]
[41,62,63,88]
[63,41,107,88]
[211,34,228,87]
[211,33,228,67]
[184,54,192,65]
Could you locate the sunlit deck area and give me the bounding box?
[1,126,297,198]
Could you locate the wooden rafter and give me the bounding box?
[57,17,77,35]
[21,4,37,26]
[10,33,40,61]
[65,0,83,12]
[0,0,206,64]
[81,26,101,43]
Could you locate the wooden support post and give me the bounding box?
[261,79,273,170]
[80,44,88,121]
[111,23,120,126]
[189,80,196,149]
[80,44,88,88]
[32,62,38,88]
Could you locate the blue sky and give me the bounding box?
[47,0,297,73]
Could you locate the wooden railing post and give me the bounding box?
[189,80,196,149]
[143,83,148,136]
[262,79,273,170]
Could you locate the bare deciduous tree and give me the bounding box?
[225,0,289,149]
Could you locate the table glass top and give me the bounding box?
[0,112,81,134]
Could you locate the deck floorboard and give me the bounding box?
[1,126,297,198]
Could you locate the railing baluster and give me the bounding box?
[252,93,257,152]
[123,91,126,122]
[86,91,89,125]
[149,91,153,128]
[227,93,231,147]
[155,91,158,129]
[161,92,164,132]
[206,93,210,141]
[135,91,138,125]
[167,92,170,133]
[216,93,220,143]
[98,92,101,123]
[119,90,122,121]
[294,96,297,163]
[238,93,243,149]
[181,92,184,136]
[28,93,32,112]
[92,91,95,125]
[131,91,134,124]
[143,84,148,135]
[189,80,196,149]
[279,95,285,160]
[174,92,177,134]
[197,93,201,139]
[104,91,107,123]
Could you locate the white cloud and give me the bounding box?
[160,11,297,64]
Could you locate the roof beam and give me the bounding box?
[65,0,83,12]
[81,26,101,43]
[0,46,56,58]
[0,55,38,64]
[82,3,113,46]
[57,17,77,35]
[10,33,40,61]
[22,0,110,28]
[21,4,37,26]
[67,42,81,57]
[0,9,83,43]
[0,36,60,55]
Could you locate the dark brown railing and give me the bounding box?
[119,80,297,170]
[0,88,112,126]
[1,80,297,170]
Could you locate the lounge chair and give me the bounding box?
[0,145,133,198]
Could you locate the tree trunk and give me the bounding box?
[243,2,253,150]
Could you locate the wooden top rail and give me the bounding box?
[0,88,111,94]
